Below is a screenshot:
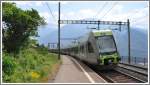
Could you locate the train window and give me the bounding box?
[80,45,84,53]
[98,36,116,53]
[74,47,78,53]
[87,42,94,53]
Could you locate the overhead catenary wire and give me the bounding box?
[132,18,148,24]
[126,6,148,20]
[93,2,108,19]
[127,6,148,22]
[100,2,118,20]
[44,2,57,22]
[131,15,148,23]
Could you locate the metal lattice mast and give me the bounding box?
[58,2,61,59]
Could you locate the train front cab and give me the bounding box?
[95,34,121,66]
[98,52,120,65]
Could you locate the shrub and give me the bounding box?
[2,53,16,82]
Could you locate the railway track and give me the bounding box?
[58,53,148,83]
[88,63,147,83]
[116,63,148,82]
[97,69,143,83]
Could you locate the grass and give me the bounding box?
[2,46,61,83]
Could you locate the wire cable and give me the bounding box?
[132,18,148,24]
[126,6,148,20]
[94,2,108,19]
[100,2,118,19]
[132,15,148,23]
[44,2,57,22]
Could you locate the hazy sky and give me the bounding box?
[2,1,148,55]
[3,1,149,29]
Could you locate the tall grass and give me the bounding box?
[2,46,61,83]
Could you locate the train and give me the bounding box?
[53,30,121,69]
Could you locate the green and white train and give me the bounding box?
[60,30,121,69]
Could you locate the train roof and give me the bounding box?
[93,30,113,37]
[78,31,93,43]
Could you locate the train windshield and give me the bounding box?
[97,36,116,53]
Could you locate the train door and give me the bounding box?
[79,45,84,59]
[83,43,87,59]
[86,42,94,58]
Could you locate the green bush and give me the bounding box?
[2,47,60,83]
[2,52,16,82]
[3,54,16,75]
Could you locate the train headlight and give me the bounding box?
[108,59,112,63]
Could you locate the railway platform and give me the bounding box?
[53,55,107,83]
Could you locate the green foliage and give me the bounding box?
[3,54,16,75]
[2,46,60,83]
[2,52,16,82]
[2,2,46,54]
[2,2,59,83]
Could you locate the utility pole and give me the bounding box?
[98,20,100,30]
[119,21,122,31]
[127,19,131,64]
[48,43,50,49]
[58,2,61,59]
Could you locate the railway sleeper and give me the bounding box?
[115,66,148,83]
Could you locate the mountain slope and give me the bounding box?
[37,24,148,58]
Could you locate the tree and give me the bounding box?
[2,2,46,54]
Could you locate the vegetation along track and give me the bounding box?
[97,69,144,83]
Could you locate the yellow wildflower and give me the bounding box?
[31,71,40,79]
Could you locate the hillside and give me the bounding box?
[37,24,148,58]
